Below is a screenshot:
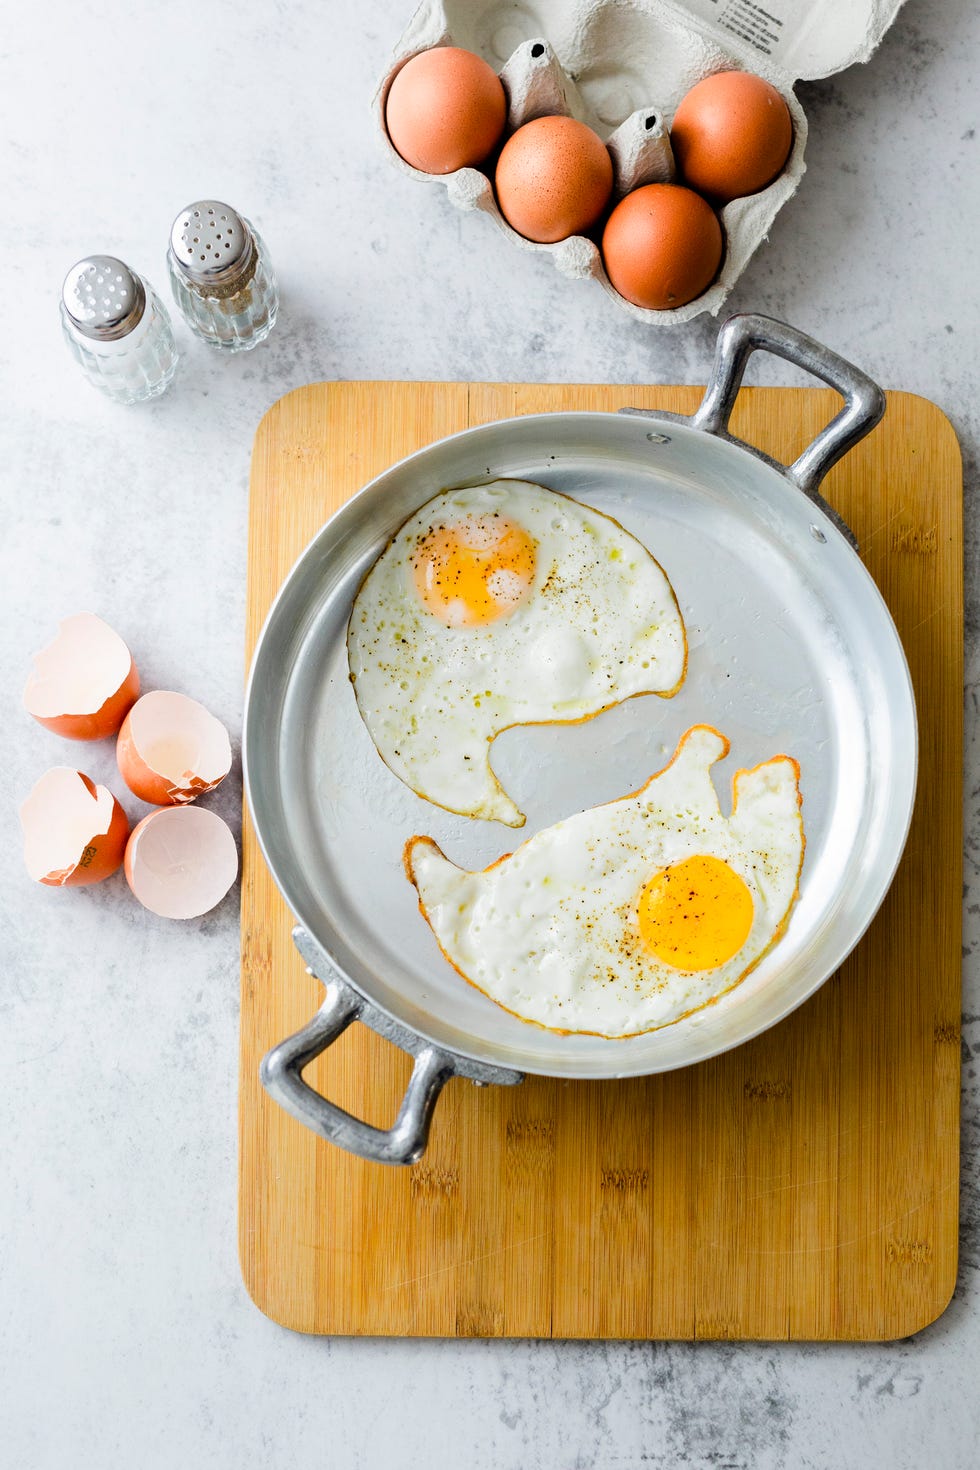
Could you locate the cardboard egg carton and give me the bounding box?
[376,0,904,324]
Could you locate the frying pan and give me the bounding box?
[244,315,917,1165]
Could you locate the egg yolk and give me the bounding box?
[638,854,754,971]
[411,514,537,626]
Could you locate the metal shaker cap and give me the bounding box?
[62,256,146,341]
[169,201,252,286]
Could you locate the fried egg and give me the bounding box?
[347,480,686,825]
[405,725,804,1037]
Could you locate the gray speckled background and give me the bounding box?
[1,0,977,1464]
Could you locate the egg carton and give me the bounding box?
[375,0,905,324]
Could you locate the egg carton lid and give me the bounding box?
[395,0,907,93]
[673,0,906,84]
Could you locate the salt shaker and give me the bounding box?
[60,256,178,405]
[167,201,278,351]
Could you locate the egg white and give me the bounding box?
[347,480,686,825]
[405,725,804,1037]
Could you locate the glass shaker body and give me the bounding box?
[167,202,278,352]
[61,258,178,405]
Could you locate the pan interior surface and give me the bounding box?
[245,412,916,1078]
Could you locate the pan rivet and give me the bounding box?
[646,432,671,445]
[809,524,827,543]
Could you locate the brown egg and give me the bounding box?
[670,71,792,203]
[385,46,507,175]
[602,184,723,310]
[495,116,613,244]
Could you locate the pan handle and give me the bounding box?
[685,314,884,549]
[259,927,522,1166]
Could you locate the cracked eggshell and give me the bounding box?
[23,612,140,741]
[376,0,901,322]
[116,690,232,806]
[124,807,239,920]
[20,768,130,887]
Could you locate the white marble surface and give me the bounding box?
[2,0,978,1464]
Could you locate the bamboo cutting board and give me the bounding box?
[240,382,962,1340]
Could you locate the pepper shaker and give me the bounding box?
[167,201,278,351]
[60,257,178,404]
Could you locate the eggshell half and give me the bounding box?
[602,184,723,310]
[20,767,130,886]
[23,612,140,741]
[124,807,238,919]
[116,691,232,806]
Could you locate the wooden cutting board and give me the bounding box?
[239,382,962,1340]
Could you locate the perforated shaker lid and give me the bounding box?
[169,201,253,286]
[61,256,146,341]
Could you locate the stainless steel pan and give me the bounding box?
[244,315,917,1165]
